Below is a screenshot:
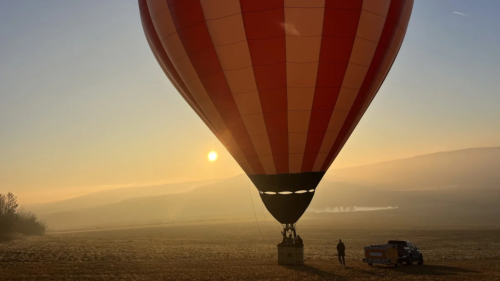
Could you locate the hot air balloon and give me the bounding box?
[139,0,413,235]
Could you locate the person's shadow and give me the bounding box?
[281,265,348,281]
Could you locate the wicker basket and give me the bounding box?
[277,245,304,265]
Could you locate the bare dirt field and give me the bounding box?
[1,218,499,280]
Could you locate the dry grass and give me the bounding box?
[0,220,499,280]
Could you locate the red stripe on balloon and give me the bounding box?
[325,0,363,10]
[324,0,414,167]
[240,0,283,12]
[241,1,289,174]
[139,0,262,174]
[138,0,215,135]
[321,0,409,171]
[301,4,362,172]
[166,0,265,174]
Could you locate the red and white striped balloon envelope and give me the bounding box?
[139,0,413,224]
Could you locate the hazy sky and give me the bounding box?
[1,0,499,204]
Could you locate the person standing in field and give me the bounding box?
[295,235,303,246]
[337,239,346,266]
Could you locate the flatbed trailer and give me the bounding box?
[362,244,399,267]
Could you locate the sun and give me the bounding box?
[208,151,218,162]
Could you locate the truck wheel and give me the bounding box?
[417,255,424,265]
[394,264,398,268]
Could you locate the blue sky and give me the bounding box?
[1,0,499,203]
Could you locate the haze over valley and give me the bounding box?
[24,147,500,232]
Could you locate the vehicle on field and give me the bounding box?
[363,240,424,267]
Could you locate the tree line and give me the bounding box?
[0,193,46,240]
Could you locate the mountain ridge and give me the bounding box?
[26,146,500,231]
[327,146,500,190]
[27,179,219,215]
[334,146,500,169]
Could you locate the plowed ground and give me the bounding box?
[1,221,499,280]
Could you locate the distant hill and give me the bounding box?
[40,176,500,231]
[33,146,500,231]
[27,179,217,215]
[39,175,256,231]
[327,147,500,190]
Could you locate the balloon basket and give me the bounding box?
[277,245,304,265]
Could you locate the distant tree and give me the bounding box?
[1,192,18,214]
[0,193,18,236]
[0,192,46,239]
